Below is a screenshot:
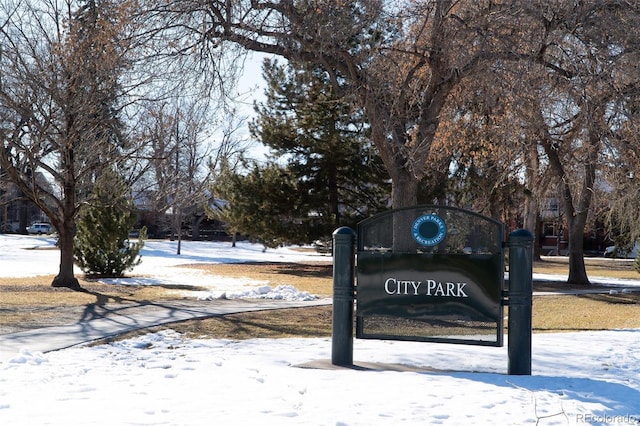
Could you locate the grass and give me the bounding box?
[533,293,640,332]
[534,256,639,279]
[2,256,640,340]
[0,275,188,306]
[147,306,334,340]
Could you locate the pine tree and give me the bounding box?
[74,169,147,277]
[221,59,389,246]
[212,160,300,248]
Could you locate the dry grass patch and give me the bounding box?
[532,292,640,332]
[534,257,639,279]
[105,305,334,344]
[0,275,180,305]
[0,274,182,332]
[140,291,640,341]
[1,275,98,306]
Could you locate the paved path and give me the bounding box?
[0,298,331,362]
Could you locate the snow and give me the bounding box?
[2,234,640,425]
[0,234,325,301]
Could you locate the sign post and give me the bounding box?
[331,227,356,366]
[507,229,534,375]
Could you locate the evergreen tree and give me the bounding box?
[74,168,147,277]
[213,160,300,249]
[219,59,389,246]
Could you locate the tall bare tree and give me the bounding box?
[165,1,534,212]
[518,1,640,284]
[437,1,640,284]
[134,98,218,254]
[160,0,640,280]
[0,0,140,288]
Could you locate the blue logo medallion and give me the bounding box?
[411,214,447,246]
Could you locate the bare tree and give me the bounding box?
[438,1,640,283]
[135,100,248,253]
[518,1,640,284]
[133,100,208,252]
[0,0,142,288]
[207,111,251,176]
[162,1,535,212]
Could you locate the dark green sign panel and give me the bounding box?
[356,206,505,346]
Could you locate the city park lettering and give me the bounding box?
[384,277,469,298]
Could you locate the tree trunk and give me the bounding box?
[566,213,589,285]
[19,199,28,234]
[192,214,204,241]
[565,132,599,285]
[51,219,80,289]
[538,113,597,286]
[390,167,420,251]
[175,210,182,255]
[52,163,80,289]
[391,169,419,210]
[523,144,541,259]
[328,161,340,227]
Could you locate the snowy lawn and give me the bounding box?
[1,330,639,426]
[1,234,640,425]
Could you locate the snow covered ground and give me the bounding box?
[0,234,327,301]
[1,234,640,425]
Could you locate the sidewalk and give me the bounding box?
[0,298,331,363]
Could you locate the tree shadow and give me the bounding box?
[47,286,237,346]
[73,287,135,323]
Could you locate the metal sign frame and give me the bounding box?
[355,205,505,347]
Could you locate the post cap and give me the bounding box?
[333,226,356,237]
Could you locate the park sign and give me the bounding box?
[355,205,505,347]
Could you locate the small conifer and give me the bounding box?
[74,169,147,277]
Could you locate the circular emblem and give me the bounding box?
[411,214,447,246]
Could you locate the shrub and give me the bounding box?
[74,169,146,277]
